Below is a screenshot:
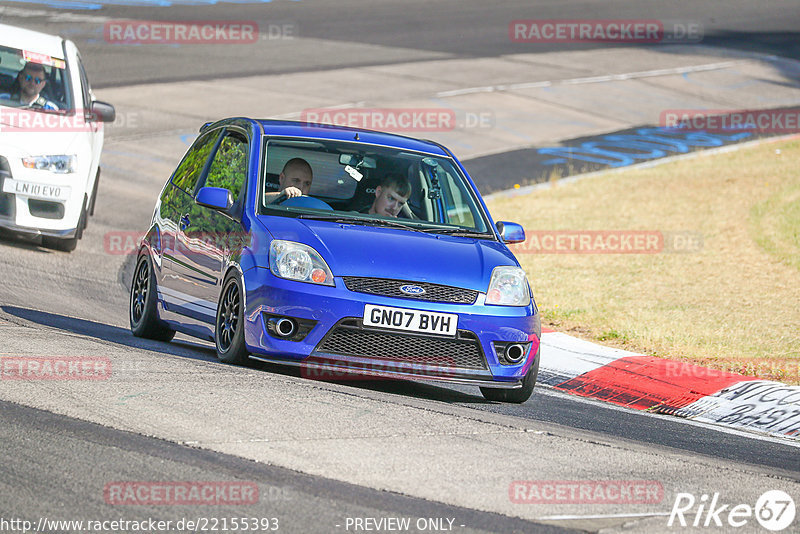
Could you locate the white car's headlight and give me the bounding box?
[486,266,530,306]
[269,240,334,286]
[22,155,77,174]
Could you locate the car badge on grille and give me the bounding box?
[400,284,425,295]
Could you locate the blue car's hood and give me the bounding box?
[257,215,518,291]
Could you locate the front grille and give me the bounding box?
[343,276,478,304]
[314,318,487,369]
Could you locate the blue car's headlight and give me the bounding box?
[269,240,334,286]
[486,266,530,306]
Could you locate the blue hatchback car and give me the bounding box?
[130,118,541,402]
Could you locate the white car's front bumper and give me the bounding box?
[0,157,85,238]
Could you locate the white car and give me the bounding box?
[0,23,114,251]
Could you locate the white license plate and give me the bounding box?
[363,304,458,337]
[2,179,70,201]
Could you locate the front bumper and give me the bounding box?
[0,220,77,239]
[0,156,84,236]
[242,267,540,386]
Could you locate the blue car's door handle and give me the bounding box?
[180,214,190,230]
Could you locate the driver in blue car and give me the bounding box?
[0,62,60,110]
[367,173,411,218]
[265,157,313,202]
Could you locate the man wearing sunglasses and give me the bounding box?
[0,61,59,110]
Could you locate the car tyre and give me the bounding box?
[480,346,540,403]
[215,272,249,365]
[129,253,175,341]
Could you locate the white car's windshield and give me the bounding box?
[260,137,492,236]
[0,45,70,113]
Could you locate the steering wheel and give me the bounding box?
[269,194,334,211]
[268,191,289,205]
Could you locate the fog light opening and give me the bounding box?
[505,343,526,364]
[275,317,297,338]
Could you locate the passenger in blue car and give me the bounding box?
[265,157,313,201]
[0,61,59,110]
[367,173,411,218]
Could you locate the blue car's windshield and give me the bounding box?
[259,137,492,235]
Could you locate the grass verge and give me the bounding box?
[486,138,800,384]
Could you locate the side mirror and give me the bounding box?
[90,100,116,123]
[195,187,233,211]
[496,221,525,244]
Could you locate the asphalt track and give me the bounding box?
[0,400,569,534]
[1,1,799,533]
[5,0,800,87]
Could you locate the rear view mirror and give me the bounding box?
[338,154,376,169]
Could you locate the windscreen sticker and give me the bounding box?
[22,50,66,69]
[344,165,363,182]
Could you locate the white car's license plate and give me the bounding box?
[363,304,458,337]
[2,179,70,201]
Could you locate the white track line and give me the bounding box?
[435,60,744,97]
[537,512,672,521]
